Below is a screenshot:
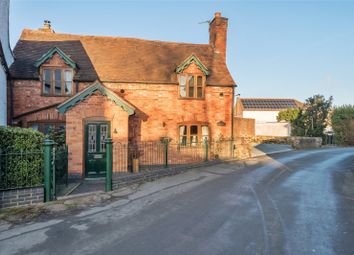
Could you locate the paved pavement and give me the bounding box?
[0,147,354,255]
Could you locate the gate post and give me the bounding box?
[105,138,113,192]
[43,139,54,202]
[204,138,209,162]
[163,139,169,168]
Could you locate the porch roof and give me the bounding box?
[57,81,135,115]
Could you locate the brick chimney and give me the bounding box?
[209,12,228,59]
[39,20,55,33]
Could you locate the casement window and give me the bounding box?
[179,74,205,99]
[179,124,209,146]
[29,122,65,134]
[42,68,73,96]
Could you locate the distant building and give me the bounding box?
[235,98,303,137]
[0,0,14,126]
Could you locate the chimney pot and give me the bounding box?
[215,12,221,18]
[39,20,55,33]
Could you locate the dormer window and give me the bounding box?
[176,54,209,100]
[179,74,205,99]
[35,46,77,97]
[42,68,73,96]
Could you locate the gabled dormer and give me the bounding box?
[35,47,76,96]
[176,54,209,99]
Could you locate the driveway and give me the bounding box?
[1,147,354,255]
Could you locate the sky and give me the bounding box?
[9,0,354,106]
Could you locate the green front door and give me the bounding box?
[85,122,110,178]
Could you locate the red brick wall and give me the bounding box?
[103,82,233,143]
[12,78,233,176]
[11,80,92,126]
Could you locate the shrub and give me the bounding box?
[0,127,45,189]
[331,105,354,145]
[47,126,66,147]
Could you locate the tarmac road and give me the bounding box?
[1,147,354,255]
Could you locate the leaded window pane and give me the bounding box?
[188,76,194,98]
[179,125,187,146]
[43,69,52,94]
[197,76,203,98]
[190,125,198,146]
[100,125,108,152]
[64,70,73,95]
[179,75,187,97]
[54,69,62,95]
[88,125,97,153]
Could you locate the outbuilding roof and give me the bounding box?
[238,98,303,111]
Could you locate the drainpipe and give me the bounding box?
[231,85,235,140]
[9,79,14,126]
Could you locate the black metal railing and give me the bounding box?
[112,139,237,174]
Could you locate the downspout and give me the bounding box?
[9,79,14,126]
[231,85,235,157]
[231,85,235,140]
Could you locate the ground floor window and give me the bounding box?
[179,124,209,146]
[29,122,65,134]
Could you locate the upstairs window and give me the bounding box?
[179,124,209,146]
[179,74,205,99]
[42,68,73,96]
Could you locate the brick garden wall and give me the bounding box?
[0,186,44,209]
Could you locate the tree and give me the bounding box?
[277,108,300,122]
[331,105,354,145]
[291,95,333,137]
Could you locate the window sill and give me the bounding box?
[178,97,205,101]
[41,94,73,97]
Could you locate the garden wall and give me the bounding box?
[0,186,44,209]
[234,117,255,137]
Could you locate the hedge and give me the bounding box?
[0,127,45,190]
[331,105,354,145]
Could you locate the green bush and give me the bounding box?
[331,105,354,145]
[0,127,45,189]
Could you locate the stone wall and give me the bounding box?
[291,137,322,149]
[0,186,44,209]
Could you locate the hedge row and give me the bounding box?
[0,127,45,190]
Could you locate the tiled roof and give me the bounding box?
[10,29,235,86]
[10,40,98,81]
[239,98,303,110]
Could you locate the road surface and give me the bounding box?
[1,147,354,255]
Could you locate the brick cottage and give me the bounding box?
[9,12,236,178]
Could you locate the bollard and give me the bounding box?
[43,139,54,202]
[105,138,113,192]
